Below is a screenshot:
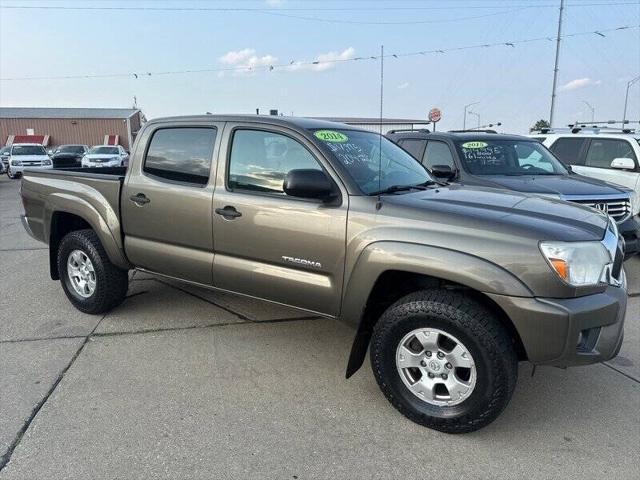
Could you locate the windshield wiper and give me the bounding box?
[368,183,431,196]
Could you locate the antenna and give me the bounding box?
[376,45,384,210]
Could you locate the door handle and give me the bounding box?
[130,193,150,205]
[215,206,242,219]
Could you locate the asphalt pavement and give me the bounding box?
[1,175,638,479]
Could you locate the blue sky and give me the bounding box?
[0,0,639,133]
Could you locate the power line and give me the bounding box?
[0,3,638,25]
[1,24,637,82]
[1,2,637,11]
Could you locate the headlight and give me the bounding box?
[11,159,22,166]
[42,159,52,166]
[540,241,611,286]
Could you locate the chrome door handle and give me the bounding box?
[130,193,150,205]
[215,206,242,219]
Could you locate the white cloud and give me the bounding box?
[286,47,356,72]
[218,47,355,76]
[397,82,410,89]
[312,47,356,71]
[559,77,601,92]
[219,48,277,75]
[265,0,285,6]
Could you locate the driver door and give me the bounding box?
[212,124,348,316]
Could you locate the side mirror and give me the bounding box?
[284,169,336,201]
[610,157,635,170]
[430,164,456,180]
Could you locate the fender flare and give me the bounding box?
[341,241,532,378]
[45,193,130,275]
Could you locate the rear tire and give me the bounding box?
[370,289,518,434]
[57,229,128,314]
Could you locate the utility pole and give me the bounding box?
[622,75,640,127]
[549,0,565,127]
[582,101,595,122]
[468,111,480,130]
[463,101,479,129]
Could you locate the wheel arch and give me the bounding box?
[341,242,531,378]
[47,203,130,279]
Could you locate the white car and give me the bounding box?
[6,143,53,179]
[82,145,129,168]
[531,126,640,255]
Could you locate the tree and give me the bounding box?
[530,119,551,132]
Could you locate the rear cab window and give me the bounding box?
[144,127,217,185]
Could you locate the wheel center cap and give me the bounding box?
[428,360,441,372]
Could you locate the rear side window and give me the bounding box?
[549,138,587,165]
[144,128,216,185]
[423,141,455,170]
[397,139,426,160]
[584,139,637,169]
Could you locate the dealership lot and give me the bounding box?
[0,176,638,478]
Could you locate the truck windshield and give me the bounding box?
[12,145,47,155]
[312,129,432,194]
[88,146,119,154]
[454,139,568,175]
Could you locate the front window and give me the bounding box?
[312,129,431,194]
[12,145,47,156]
[88,146,119,155]
[454,139,568,175]
[58,146,86,154]
[584,139,637,168]
[228,129,322,194]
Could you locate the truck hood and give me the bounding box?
[383,184,608,242]
[470,173,629,197]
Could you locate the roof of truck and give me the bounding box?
[146,114,367,131]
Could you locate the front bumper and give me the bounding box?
[9,164,53,175]
[488,279,627,367]
[619,214,639,259]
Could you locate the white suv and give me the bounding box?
[531,126,640,256]
[6,143,53,179]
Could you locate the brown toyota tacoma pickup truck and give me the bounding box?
[20,115,627,433]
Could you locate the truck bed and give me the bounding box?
[20,167,128,267]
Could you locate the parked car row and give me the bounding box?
[386,128,639,258]
[19,115,629,434]
[2,143,129,178]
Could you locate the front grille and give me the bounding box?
[568,198,631,223]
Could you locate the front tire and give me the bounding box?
[370,289,518,434]
[57,229,128,314]
[7,169,20,179]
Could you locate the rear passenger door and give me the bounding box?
[122,121,223,284]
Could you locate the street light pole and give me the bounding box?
[549,0,565,127]
[463,102,479,129]
[468,111,480,130]
[582,101,595,122]
[622,75,640,127]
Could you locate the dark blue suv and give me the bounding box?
[386,130,639,259]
